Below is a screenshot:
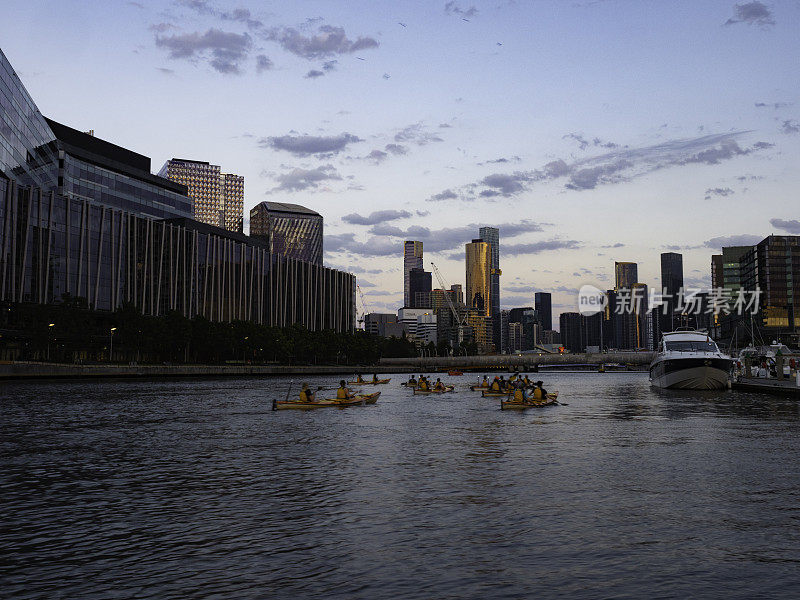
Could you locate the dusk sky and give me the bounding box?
[3,0,799,322]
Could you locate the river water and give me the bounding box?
[2,372,800,599]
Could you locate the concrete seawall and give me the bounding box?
[0,362,417,381]
[379,352,654,369]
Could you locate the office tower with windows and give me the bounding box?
[660,252,683,334]
[249,201,323,265]
[535,292,552,331]
[615,261,638,289]
[159,158,244,232]
[403,241,423,307]
[465,238,492,352]
[409,267,432,308]
[479,226,501,350]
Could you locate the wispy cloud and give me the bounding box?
[704,187,735,200]
[154,28,253,74]
[264,24,379,60]
[704,234,762,249]
[267,164,342,192]
[781,120,800,134]
[343,210,413,225]
[394,122,444,146]
[444,1,478,18]
[770,218,800,234]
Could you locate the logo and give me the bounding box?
[578,284,607,316]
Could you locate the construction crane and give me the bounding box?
[430,261,468,347]
[356,283,369,330]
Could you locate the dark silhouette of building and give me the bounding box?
[409,267,432,308]
[479,226,501,352]
[535,292,552,331]
[660,252,683,334]
[560,312,584,353]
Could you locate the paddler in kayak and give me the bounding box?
[372,373,380,383]
[337,380,355,400]
[434,378,446,391]
[407,375,418,387]
[532,380,549,401]
[418,376,430,392]
[299,382,316,403]
[490,376,501,392]
[511,381,528,403]
[355,373,365,383]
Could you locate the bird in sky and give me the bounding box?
[497,42,503,46]
[356,56,366,61]
[462,18,470,22]
[398,22,407,27]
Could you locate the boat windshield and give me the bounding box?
[665,341,718,352]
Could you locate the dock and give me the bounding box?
[733,376,800,397]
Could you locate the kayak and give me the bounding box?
[501,392,559,410]
[348,378,391,385]
[481,389,512,397]
[448,370,464,376]
[469,384,490,391]
[413,385,455,395]
[275,391,380,410]
[401,381,419,387]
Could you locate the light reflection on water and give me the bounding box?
[2,373,800,598]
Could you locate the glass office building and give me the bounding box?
[465,238,493,352]
[479,226,501,351]
[403,240,423,307]
[0,48,354,331]
[249,201,323,265]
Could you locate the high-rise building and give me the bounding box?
[508,307,538,351]
[159,158,244,232]
[660,252,684,334]
[739,236,800,342]
[0,49,354,331]
[479,226,501,350]
[409,267,432,308]
[220,172,244,232]
[466,239,491,316]
[711,254,724,289]
[403,241,424,307]
[615,261,638,289]
[560,312,584,353]
[249,202,323,265]
[500,309,510,354]
[535,292,552,331]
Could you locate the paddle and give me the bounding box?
[273,379,293,411]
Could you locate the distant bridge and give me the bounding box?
[379,352,654,370]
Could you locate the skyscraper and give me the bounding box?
[466,238,492,352]
[479,226,501,351]
[159,158,244,232]
[660,252,684,333]
[403,241,423,307]
[409,267,432,308]
[249,202,323,265]
[535,292,552,331]
[615,262,638,289]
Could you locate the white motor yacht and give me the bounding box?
[650,330,732,390]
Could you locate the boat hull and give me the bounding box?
[650,358,731,390]
[501,392,559,410]
[348,379,390,385]
[413,386,454,394]
[276,391,380,410]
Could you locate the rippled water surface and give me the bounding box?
[3,373,800,599]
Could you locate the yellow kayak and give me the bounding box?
[501,392,559,410]
[348,378,391,385]
[275,391,380,410]
[413,385,455,395]
[470,384,490,391]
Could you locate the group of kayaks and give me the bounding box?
[274,375,560,411]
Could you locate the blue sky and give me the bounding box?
[2,0,799,322]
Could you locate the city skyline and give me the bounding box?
[3,1,799,321]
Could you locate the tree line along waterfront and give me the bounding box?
[0,298,431,365]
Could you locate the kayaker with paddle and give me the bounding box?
[418,377,430,392]
[512,382,527,403]
[337,380,355,400]
[356,374,365,384]
[372,373,379,383]
[434,378,445,391]
[532,380,548,401]
[299,383,316,403]
[407,375,418,387]
[490,376,501,392]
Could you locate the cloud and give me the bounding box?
[177,0,215,15]
[453,131,774,199]
[155,28,253,74]
[156,67,176,76]
[564,132,589,150]
[755,101,792,109]
[394,123,444,145]
[265,24,379,60]
[255,55,274,72]
[770,218,800,234]
[364,149,388,163]
[444,2,478,17]
[704,187,735,200]
[304,69,325,78]
[220,7,264,30]
[384,143,408,155]
[503,240,582,256]
[325,233,399,257]
[428,189,459,202]
[343,210,413,225]
[261,132,363,156]
[724,1,775,27]
[268,164,342,192]
[781,120,800,134]
[704,234,762,249]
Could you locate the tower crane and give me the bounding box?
[356,283,369,330]
[430,261,468,347]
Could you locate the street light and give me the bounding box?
[110,327,117,362]
[48,323,54,361]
